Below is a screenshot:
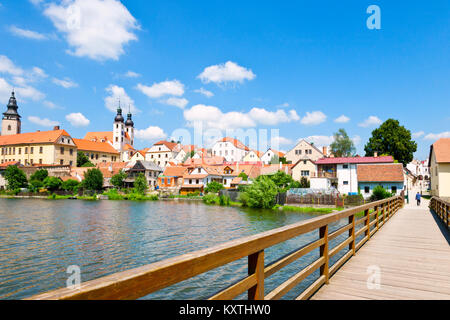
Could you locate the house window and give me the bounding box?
[60,159,64,165]
[343,164,349,169]
[70,149,73,155]
[25,147,28,154]
[30,147,34,154]
[30,159,34,165]
[40,147,43,154]
[343,181,349,185]
[60,147,64,155]
[39,159,43,164]
[167,178,171,184]
[198,168,201,173]
[196,179,199,184]
[304,160,307,164]
[364,186,370,194]
[391,186,397,194]
[7,125,11,131]
[189,179,192,184]
[301,170,310,176]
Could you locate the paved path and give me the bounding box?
[311,199,450,300]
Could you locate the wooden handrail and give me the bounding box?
[27,195,404,300]
[430,197,449,229]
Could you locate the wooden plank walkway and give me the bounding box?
[311,200,450,300]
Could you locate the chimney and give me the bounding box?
[53,125,60,131]
[322,146,327,156]
[374,151,378,157]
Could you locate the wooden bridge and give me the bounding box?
[28,195,450,300]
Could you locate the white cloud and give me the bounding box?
[162,97,189,109]
[198,61,256,84]
[184,104,255,130]
[66,112,90,127]
[53,77,78,88]
[0,55,24,76]
[0,77,45,102]
[334,115,350,123]
[248,107,300,125]
[300,111,327,125]
[136,80,184,98]
[44,0,139,61]
[358,116,382,128]
[43,101,63,109]
[271,136,293,147]
[31,67,48,79]
[194,87,214,98]
[424,132,450,140]
[412,131,425,139]
[124,70,140,78]
[105,84,138,113]
[28,116,59,127]
[9,26,48,40]
[135,126,167,141]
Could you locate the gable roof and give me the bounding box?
[316,156,394,165]
[84,131,113,142]
[153,140,178,151]
[357,163,404,182]
[163,166,187,177]
[292,158,316,169]
[288,139,324,155]
[430,138,450,163]
[0,129,71,146]
[73,138,119,154]
[219,137,250,151]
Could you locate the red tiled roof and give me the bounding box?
[220,137,250,151]
[154,140,178,151]
[163,166,187,177]
[357,164,404,182]
[84,131,113,142]
[0,161,20,168]
[432,138,450,163]
[0,129,71,146]
[316,156,394,165]
[73,139,119,154]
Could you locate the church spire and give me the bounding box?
[3,90,21,119]
[114,98,124,123]
[125,104,134,127]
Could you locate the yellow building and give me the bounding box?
[73,139,120,165]
[242,150,263,162]
[429,138,450,198]
[0,127,77,166]
[285,139,325,164]
[291,158,317,181]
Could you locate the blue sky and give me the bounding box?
[0,0,449,159]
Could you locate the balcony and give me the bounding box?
[311,171,337,179]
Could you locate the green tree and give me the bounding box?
[238,172,248,181]
[4,166,28,190]
[300,176,310,188]
[111,171,127,189]
[30,169,48,182]
[269,171,294,192]
[133,173,148,195]
[62,179,80,192]
[29,179,44,192]
[82,168,104,191]
[77,152,94,167]
[205,181,224,193]
[43,176,63,192]
[240,175,278,209]
[364,119,417,166]
[330,128,356,157]
[370,185,393,201]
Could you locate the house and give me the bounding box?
[96,162,131,188]
[73,138,120,165]
[180,166,222,194]
[291,158,317,181]
[0,161,21,189]
[129,148,149,162]
[406,159,431,191]
[357,163,404,199]
[158,166,188,193]
[145,141,181,167]
[429,138,450,198]
[0,127,77,166]
[313,156,394,194]
[260,149,285,165]
[211,137,250,162]
[259,163,293,177]
[284,140,325,164]
[242,150,263,163]
[124,160,163,190]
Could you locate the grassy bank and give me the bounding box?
[280,205,345,214]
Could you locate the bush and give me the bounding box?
[62,179,80,192]
[204,181,224,194]
[133,173,148,195]
[219,195,231,206]
[82,168,104,191]
[240,175,278,209]
[43,176,63,192]
[370,185,393,201]
[238,172,248,181]
[203,194,218,205]
[4,166,28,190]
[30,169,48,182]
[111,171,127,189]
[29,179,44,192]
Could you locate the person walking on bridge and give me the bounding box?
[415,192,421,206]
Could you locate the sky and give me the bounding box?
[0,0,449,160]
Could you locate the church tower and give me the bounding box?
[1,90,21,136]
[113,102,125,152]
[125,106,134,146]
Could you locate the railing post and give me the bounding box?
[375,205,380,231]
[248,250,265,300]
[319,225,329,284]
[382,202,386,224]
[349,214,356,255]
[365,209,370,240]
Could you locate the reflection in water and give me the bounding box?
[0,199,348,300]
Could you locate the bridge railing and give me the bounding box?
[430,197,449,229]
[27,195,404,300]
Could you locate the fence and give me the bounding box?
[430,197,449,229]
[28,195,404,300]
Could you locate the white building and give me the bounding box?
[146,141,181,167]
[212,137,249,162]
[406,159,430,190]
[260,148,285,165]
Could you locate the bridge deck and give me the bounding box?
[311,201,450,300]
